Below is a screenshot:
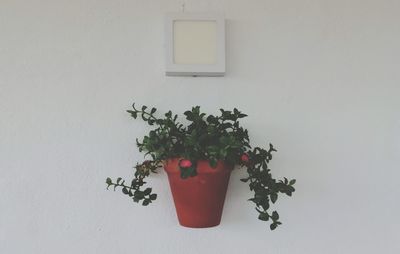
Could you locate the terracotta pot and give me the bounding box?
[164,158,233,228]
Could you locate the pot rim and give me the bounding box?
[163,158,234,174]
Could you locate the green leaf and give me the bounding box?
[189,167,197,177]
[134,191,145,199]
[142,199,150,206]
[270,223,277,230]
[270,193,278,203]
[258,213,269,221]
[127,110,137,119]
[289,179,296,185]
[209,158,218,168]
[122,187,129,194]
[180,168,190,179]
[149,194,157,200]
[143,188,152,195]
[271,211,279,221]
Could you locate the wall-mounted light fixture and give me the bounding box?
[165,12,225,77]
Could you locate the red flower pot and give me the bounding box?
[164,158,233,228]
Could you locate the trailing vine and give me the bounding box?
[106,103,295,230]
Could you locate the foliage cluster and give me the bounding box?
[106,103,295,230]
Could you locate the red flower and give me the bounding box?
[241,153,249,163]
[179,159,192,168]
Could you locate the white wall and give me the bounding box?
[1,0,400,253]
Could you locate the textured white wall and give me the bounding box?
[1,0,400,253]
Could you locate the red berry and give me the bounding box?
[180,159,192,168]
[241,154,249,163]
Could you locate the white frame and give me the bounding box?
[165,12,225,77]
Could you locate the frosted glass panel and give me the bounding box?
[173,20,217,64]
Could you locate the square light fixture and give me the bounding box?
[165,12,225,77]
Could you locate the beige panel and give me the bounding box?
[173,20,217,64]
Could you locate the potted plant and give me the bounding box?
[106,103,296,229]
